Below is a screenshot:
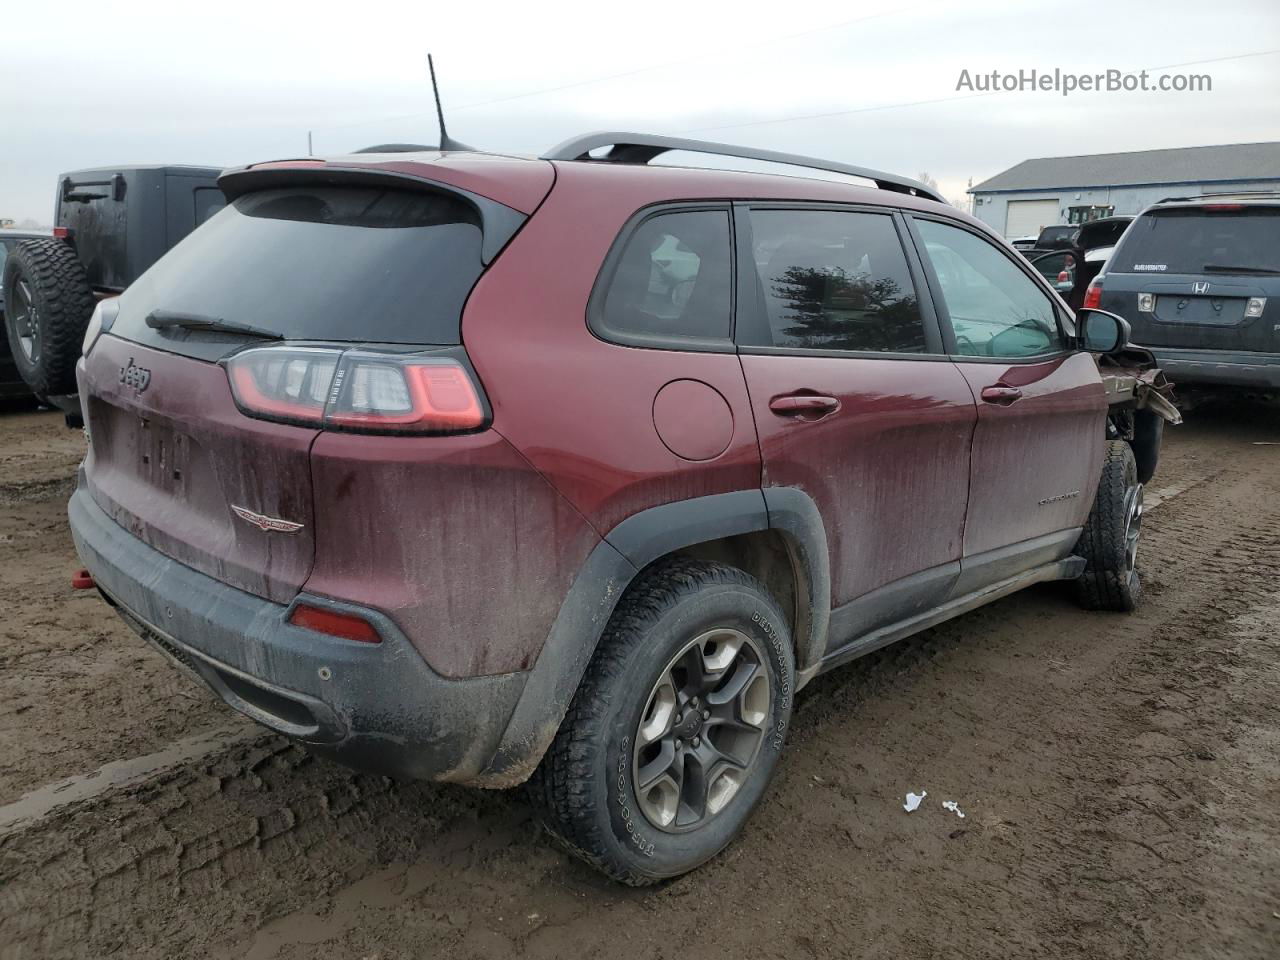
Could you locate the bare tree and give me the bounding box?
[917,172,966,209]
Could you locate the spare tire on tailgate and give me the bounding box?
[2,238,95,396]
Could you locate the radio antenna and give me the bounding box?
[428,54,474,152]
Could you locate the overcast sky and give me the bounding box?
[2,0,1278,222]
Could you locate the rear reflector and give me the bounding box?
[225,346,485,434]
[52,226,71,239]
[288,604,381,644]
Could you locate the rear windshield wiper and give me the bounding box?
[145,310,283,340]
[1202,264,1280,276]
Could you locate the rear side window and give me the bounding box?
[1115,207,1280,275]
[596,209,732,345]
[744,209,926,353]
[113,186,483,345]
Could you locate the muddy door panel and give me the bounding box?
[952,352,1105,589]
[742,354,976,640]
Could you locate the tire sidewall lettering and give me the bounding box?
[752,609,791,749]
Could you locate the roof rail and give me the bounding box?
[541,132,947,204]
[1157,189,1280,204]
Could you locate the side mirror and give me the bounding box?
[1076,308,1131,354]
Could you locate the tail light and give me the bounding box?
[1082,277,1103,309]
[225,346,486,434]
[289,603,381,644]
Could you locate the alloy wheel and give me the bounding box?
[632,627,770,833]
[12,280,40,365]
[1123,481,1144,572]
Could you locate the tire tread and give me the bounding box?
[2,238,95,396]
[531,557,781,885]
[1075,440,1141,612]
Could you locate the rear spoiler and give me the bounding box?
[216,164,526,264]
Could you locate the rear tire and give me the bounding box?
[531,558,795,885]
[1075,440,1143,612]
[2,239,95,397]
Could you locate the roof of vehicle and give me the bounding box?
[234,142,967,226]
[1151,191,1280,209]
[59,164,222,177]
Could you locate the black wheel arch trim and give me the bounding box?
[483,487,831,785]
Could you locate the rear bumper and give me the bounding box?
[68,484,529,784]
[1149,347,1280,389]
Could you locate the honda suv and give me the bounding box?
[1086,193,1280,389]
[68,133,1175,885]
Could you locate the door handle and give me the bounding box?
[980,385,1023,405]
[768,394,841,418]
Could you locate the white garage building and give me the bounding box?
[968,141,1280,239]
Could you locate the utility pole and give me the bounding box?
[307,131,314,156]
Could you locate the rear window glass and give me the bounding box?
[1115,207,1280,275]
[113,186,483,345]
[596,209,733,344]
[743,209,926,353]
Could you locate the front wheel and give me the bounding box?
[532,559,795,885]
[1075,440,1143,611]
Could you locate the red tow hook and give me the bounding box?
[72,569,96,590]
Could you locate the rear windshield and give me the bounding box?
[1114,207,1280,275]
[113,185,484,345]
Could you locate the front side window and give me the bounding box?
[916,219,1063,359]
[745,209,926,353]
[597,209,732,344]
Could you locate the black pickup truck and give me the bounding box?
[2,165,223,408]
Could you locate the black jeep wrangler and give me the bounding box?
[2,165,223,408]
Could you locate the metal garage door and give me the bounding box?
[1004,199,1061,239]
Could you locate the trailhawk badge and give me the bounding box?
[231,505,304,534]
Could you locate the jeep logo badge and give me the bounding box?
[1193,281,1209,294]
[120,358,152,393]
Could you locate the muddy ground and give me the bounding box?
[0,397,1277,959]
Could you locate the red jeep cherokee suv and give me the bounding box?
[69,133,1173,884]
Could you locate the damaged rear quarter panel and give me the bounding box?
[303,430,600,679]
